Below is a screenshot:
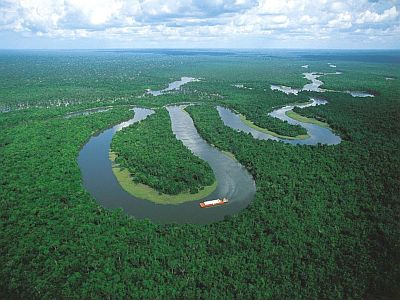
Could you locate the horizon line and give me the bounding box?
[1,47,400,51]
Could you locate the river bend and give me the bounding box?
[79,106,256,224]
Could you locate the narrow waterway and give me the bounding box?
[270,70,374,97]
[225,66,375,145]
[346,91,374,97]
[217,98,341,145]
[147,77,199,96]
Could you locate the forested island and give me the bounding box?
[110,108,216,203]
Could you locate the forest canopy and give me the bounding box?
[111,108,215,195]
[0,50,399,299]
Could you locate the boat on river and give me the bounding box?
[200,198,229,208]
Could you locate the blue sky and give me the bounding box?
[0,0,399,49]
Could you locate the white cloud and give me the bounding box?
[257,0,295,14]
[330,2,348,13]
[272,15,289,24]
[0,0,399,47]
[328,12,352,29]
[300,15,318,25]
[18,0,65,30]
[356,6,398,24]
[67,0,124,25]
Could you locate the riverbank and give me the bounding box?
[109,152,218,205]
[222,150,236,161]
[239,114,310,140]
[285,110,330,128]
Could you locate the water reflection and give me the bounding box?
[218,98,341,146]
[147,77,199,96]
[270,69,373,98]
[78,106,255,224]
[346,91,374,98]
[270,84,299,95]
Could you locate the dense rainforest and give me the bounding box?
[111,108,215,195]
[0,49,399,299]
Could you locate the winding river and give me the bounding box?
[218,98,341,145]
[147,77,199,96]
[78,68,352,224]
[271,71,374,97]
[79,106,255,224]
[220,67,377,145]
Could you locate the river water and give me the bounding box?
[229,67,375,145]
[78,70,348,224]
[346,91,374,97]
[78,106,256,224]
[147,77,198,96]
[271,71,374,97]
[218,98,341,145]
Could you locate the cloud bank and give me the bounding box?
[0,0,399,48]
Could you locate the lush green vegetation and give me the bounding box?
[239,112,309,139]
[111,108,215,197]
[110,159,217,204]
[1,50,399,299]
[0,50,314,138]
[230,95,309,137]
[286,110,330,128]
[187,98,400,299]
